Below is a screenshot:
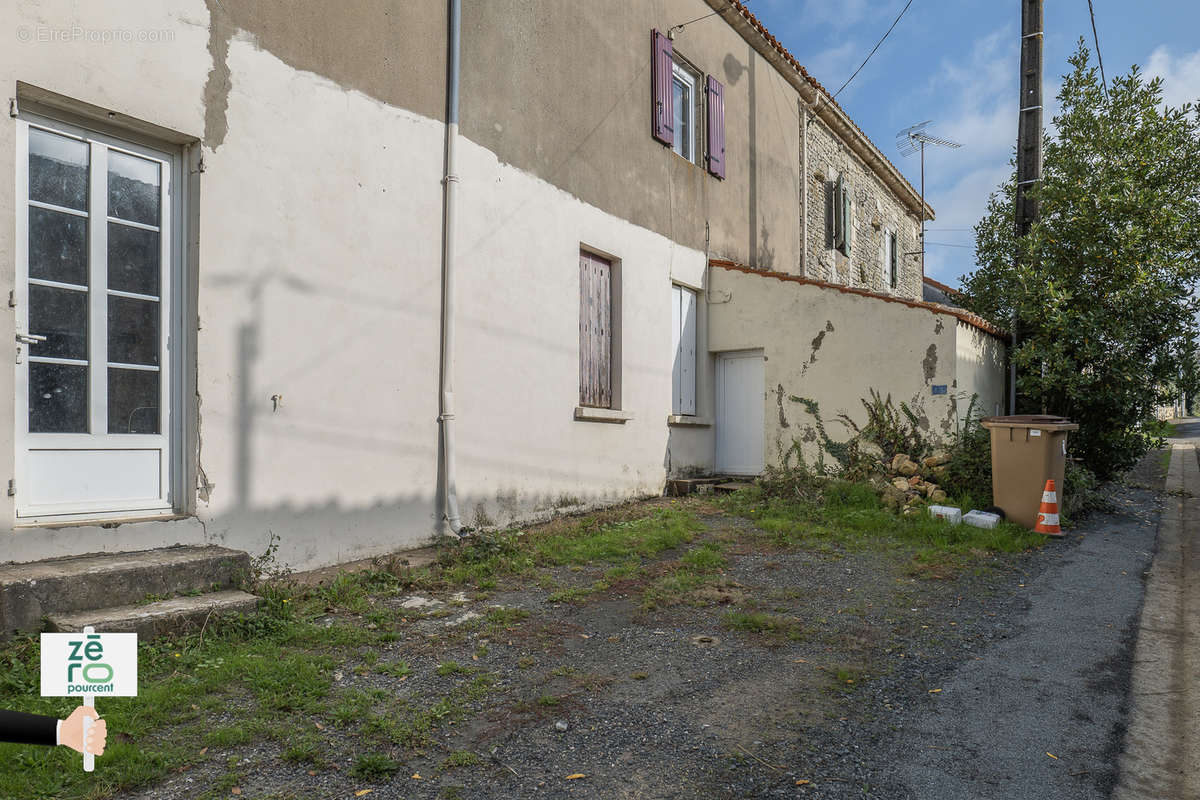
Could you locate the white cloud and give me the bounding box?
[804,40,860,91]
[1144,45,1200,109]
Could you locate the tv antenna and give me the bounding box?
[897,121,961,276]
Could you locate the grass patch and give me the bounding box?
[719,480,1043,569]
[530,509,705,566]
[377,659,412,679]
[440,749,481,770]
[351,752,402,780]
[436,660,471,677]
[722,610,811,642]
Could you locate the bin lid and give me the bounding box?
[980,414,1079,431]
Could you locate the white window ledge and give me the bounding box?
[574,406,634,424]
[668,415,712,427]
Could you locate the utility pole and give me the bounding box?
[1012,0,1043,414]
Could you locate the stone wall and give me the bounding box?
[804,114,925,301]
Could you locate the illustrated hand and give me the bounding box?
[60,706,106,756]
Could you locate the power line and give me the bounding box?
[925,241,974,248]
[832,0,916,100]
[1086,0,1109,101]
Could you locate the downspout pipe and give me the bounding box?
[438,0,463,535]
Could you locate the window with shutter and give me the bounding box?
[651,30,674,147]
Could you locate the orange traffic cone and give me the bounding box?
[1034,479,1062,536]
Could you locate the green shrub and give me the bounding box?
[940,396,993,503]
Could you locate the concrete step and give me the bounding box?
[665,477,722,497]
[46,590,262,640]
[0,546,251,634]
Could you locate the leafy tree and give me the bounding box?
[962,41,1200,477]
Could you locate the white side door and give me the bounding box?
[15,117,177,521]
[715,350,764,476]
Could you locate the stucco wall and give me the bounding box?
[707,266,960,470]
[460,0,924,297]
[1,1,709,570]
[955,321,1007,423]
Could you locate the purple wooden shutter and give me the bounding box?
[652,30,674,146]
[706,76,726,179]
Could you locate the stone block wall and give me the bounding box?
[804,115,924,301]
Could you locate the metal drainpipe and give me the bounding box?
[438,0,463,534]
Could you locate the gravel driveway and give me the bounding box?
[119,471,1163,800]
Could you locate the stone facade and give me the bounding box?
[804,114,924,300]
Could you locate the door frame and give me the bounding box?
[13,111,188,525]
[714,348,765,476]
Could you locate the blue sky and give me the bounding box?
[748,0,1200,288]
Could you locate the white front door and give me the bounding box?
[715,350,764,476]
[15,117,178,521]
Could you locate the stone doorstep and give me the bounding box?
[666,477,742,496]
[0,546,251,634]
[45,590,261,640]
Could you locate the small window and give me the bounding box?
[671,285,697,415]
[671,60,700,164]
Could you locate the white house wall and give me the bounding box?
[453,137,707,528]
[0,3,704,570]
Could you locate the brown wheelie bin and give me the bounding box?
[980,415,1079,530]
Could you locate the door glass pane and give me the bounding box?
[29,128,88,211]
[29,285,88,360]
[108,222,160,296]
[29,362,88,433]
[29,207,88,286]
[107,151,160,227]
[108,296,159,365]
[108,368,159,434]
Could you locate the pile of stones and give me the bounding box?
[878,452,951,516]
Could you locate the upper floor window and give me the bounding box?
[651,30,725,179]
[671,60,699,164]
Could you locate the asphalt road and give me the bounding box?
[893,484,1160,799]
[1168,416,1200,444]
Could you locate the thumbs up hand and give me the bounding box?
[61,706,106,756]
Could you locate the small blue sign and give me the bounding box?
[931,385,948,395]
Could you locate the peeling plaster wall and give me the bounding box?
[955,321,1007,423]
[707,267,958,470]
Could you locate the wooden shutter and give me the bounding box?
[579,251,612,408]
[839,176,853,256]
[652,30,674,146]
[705,76,726,179]
[833,174,846,252]
[889,232,898,288]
